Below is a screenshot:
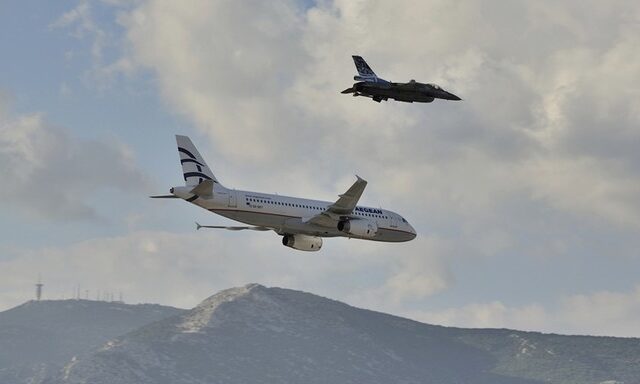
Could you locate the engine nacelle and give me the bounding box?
[337,219,378,238]
[282,234,323,252]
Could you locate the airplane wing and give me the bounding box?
[303,176,367,227]
[328,176,367,214]
[196,222,271,231]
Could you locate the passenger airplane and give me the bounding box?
[151,135,416,251]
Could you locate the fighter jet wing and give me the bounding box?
[394,80,419,90]
[303,176,367,227]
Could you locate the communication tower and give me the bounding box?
[35,276,43,301]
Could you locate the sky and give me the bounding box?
[0,0,639,337]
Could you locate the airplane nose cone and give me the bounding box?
[408,224,417,240]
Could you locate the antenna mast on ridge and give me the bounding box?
[35,275,43,301]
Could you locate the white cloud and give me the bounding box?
[0,229,447,312]
[376,236,452,302]
[51,1,106,62]
[109,0,640,231]
[13,0,638,338]
[412,285,640,337]
[0,108,147,220]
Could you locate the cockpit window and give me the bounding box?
[428,83,441,90]
[401,217,407,223]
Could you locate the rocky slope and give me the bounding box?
[0,299,184,384]
[52,284,640,384]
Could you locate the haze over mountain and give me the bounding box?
[49,284,640,384]
[0,299,184,384]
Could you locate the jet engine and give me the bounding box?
[282,234,323,252]
[337,219,378,238]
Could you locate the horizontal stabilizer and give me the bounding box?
[149,195,179,199]
[195,222,270,231]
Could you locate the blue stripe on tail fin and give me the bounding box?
[352,55,377,78]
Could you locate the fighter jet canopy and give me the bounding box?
[427,83,442,90]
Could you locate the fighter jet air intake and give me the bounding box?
[151,135,417,252]
[342,55,462,103]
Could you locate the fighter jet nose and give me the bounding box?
[447,92,462,101]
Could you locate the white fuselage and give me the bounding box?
[172,185,416,242]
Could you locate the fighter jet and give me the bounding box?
[341,55,461,103]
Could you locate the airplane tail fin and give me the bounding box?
[352,55,378,81]
[175,135,220,187]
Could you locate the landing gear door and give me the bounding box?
[228,190,237,208]
[390,214,398,228]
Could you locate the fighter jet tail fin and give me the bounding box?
[352,55,378,81]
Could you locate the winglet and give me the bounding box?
[195,222,202,230]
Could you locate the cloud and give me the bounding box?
[412,286,640,337]
[15,0,638,338]
[373,236,452,303]
[0,107,148,221]
[0,229,447,312]
[50,1,106,62]
[110,0,640,230]
[116,0,309,164]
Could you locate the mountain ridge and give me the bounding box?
[2,284,639,384]
[52,284,640,384]
[0,298,185,384]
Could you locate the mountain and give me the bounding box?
[53,284,640,384]
[0,299,184,384]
